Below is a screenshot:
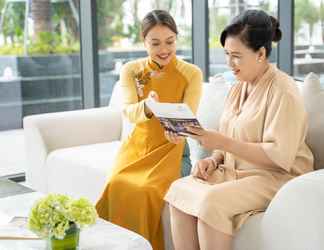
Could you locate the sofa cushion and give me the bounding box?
[46,141,121,202]
[109,81,122,109]
[301,73,324,170]
[188,82,231,165]
[109,81,134,140]
[234,213,264,250]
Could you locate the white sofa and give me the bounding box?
[24,73,324,250]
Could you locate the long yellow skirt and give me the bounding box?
[96,118,184,250]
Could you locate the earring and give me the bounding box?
[258,59,262,63]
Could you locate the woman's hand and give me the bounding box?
[186,126,228,151]
[144,91,159,118]
[148,91,159,102]
[192,157,218,180]
[164,131,184,144]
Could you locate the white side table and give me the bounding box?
[0,192,152,250]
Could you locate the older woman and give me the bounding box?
[164,10,314,250]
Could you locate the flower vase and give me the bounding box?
[47,224,80,250]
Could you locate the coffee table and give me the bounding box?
[0,179,34,198]
[0,180,152,250]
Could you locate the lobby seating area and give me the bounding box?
[24,73,324,250]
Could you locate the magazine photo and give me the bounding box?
[145,99,202,136]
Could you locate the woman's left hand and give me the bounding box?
[186,126,227,151]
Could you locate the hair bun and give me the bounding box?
[270,16,282,42]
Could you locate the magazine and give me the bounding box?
[145,99,202,136]
[0,211,40,240]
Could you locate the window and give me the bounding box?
[294,0,324,85]
[0,0,81,177]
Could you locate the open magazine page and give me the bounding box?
[145,99,202,136]
[0,211,40,240]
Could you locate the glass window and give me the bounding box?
[294,0,324,85]
[208,0,278,80]
[96,0,192,106]
[0,0,81,177]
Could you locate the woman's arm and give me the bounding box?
[119,63,151,124]
[222,136,277,168]
[187,127,278,169]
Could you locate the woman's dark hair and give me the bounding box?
[220,10,282,57]
[141,10,178,38]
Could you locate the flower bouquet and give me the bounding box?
[28,194,97,250]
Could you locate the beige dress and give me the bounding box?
[164,64,314,235]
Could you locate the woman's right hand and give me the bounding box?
[144,91,159,118]
[164,131,184,144]
[192,157,218,180]
[148,91,159,102]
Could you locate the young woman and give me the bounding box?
[164,10,314,250]
[96,10,202,250]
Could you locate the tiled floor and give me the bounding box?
[0,129,26,176]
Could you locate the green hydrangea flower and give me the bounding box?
[68,198,97,227]
[28,194,97,239]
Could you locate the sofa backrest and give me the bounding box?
[188,81,231,165]
[300,73,324,170]
[109,81,122,109]
[109,81,135,140]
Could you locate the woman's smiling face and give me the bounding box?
[224,36,265,83]
[144,24,177,66]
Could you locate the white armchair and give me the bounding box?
[24,107,122,197]
[24,73,324,250]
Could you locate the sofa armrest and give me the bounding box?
[261,169,324,250]
[23,107,122,192]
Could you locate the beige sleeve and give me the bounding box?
[182,69,203,114]
[119,63,150,124]
[260,91,307,172]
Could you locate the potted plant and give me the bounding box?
[28,194,97,250]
